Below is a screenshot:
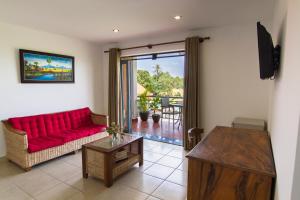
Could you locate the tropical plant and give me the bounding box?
[137,70,154,92]
[150,96,160,114]
[137,65,184,96]
[47,57,52,65]
[138,91,149,112]
[138,91,150,121]
[33,62,39,71]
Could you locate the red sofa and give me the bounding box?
[2,107,108,170]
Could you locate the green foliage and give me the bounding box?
[137,70,154,92]
[150,96,160,113]
[106,122,120,137]
[47,57,52,64]
[173,76,184,89]
[137,65,184,96]
[138,91,149,112]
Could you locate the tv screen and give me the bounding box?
[257,22,275,79]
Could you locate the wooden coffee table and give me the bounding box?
[82,134,143,187]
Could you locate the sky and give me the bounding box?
[24,53,72,68]
[137,56,184,78]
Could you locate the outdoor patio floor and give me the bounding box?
[132,117,183,146]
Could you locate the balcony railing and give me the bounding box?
[136,95,183,119]
[137,95,183,106]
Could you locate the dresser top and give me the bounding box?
[186,126,276,177]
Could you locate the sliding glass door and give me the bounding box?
[120,51,185,145]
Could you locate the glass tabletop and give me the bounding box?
[86,133,142,152]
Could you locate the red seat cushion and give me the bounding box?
[73,124,107,136]
[28,136,64,153]
[50,124,107,143]
[49,132,81,143]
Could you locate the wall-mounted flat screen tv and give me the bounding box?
[257,22,280,80]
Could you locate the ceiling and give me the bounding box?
[0,0,274,44]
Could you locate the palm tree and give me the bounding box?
[47,57,52,66]
[34,61,39,71]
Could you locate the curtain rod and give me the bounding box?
[104,37,210,53]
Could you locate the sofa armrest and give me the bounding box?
[1,120,28,150]
[91,113,109,127]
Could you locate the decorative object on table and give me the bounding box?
[138,91,150,121]
[106,122,120,141]
[150,96,161,123]
[19,49,74,83]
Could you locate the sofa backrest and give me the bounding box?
[69,107,93,129]
[8,107,93,139]
[9,115,47,139]
[44,111,72,136]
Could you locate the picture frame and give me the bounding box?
[19,49,75,83]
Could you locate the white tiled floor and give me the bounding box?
[0,140,188,200]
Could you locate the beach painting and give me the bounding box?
[20,49,74,83]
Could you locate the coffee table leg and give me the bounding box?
[82,146,88,178]
[104,153,113,187]
[139,139,144,166]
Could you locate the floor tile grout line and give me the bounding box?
[142,161,176,182]
[35,165,84,196]
[11,168,63,199]
[145,149,186,160]
[144,158,183,169]
[141,166,173,180]
[11,182,37,199]
[116,178,162,196]
[142,157,187,191]
[145,164,171,197]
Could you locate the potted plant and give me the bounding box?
[138,91,150,121]
[106,122,120,141]
[150,96,161,123]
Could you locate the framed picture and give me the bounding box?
[19,49,75,83]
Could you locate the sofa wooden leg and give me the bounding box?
[70,150,77,155]
[24,167,32,172]
[7,159,30,172]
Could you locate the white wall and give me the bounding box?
[292,117,300,199]
[269,0,300,199]
[0,22,103,157]
[101,23,270,132]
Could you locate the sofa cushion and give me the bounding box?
[50,124,107,143]
[28,136,64,153]
[69,107,93,129]
[9,115,47,139]
[49,132,81,143]
[44,112,72,135]
[72,124,107,136]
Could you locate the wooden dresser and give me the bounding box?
[186,126,276,200]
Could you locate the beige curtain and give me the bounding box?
[183,37,202,150]
[108,48,120,125]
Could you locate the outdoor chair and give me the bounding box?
[161,97,181,129]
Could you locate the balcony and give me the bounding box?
[132,96,183,146]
